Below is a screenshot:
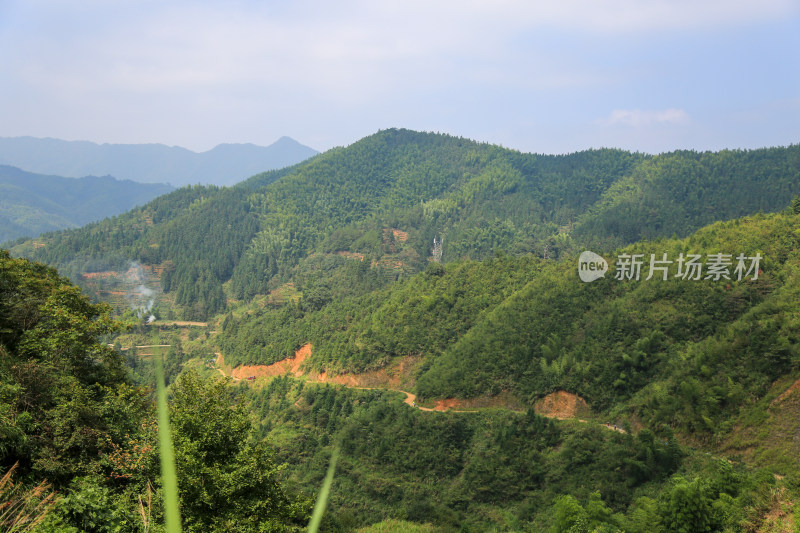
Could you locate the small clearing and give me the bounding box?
[375,257,407,269]
[392,229,408,242]
[313,354,420,390]
[215,349,630,428]
[134,344,171,348]
[227,343,311,380]
[81,271,119,280]
[534,391,591,420]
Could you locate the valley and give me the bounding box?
[2,129,800,531]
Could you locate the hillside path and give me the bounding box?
[214,351,556,418]
[212,349,629,430]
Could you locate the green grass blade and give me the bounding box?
[307,447,339,533]
[154,355,182,533]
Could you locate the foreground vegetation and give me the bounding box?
[0,250,310,531]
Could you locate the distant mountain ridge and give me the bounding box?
[0,165,173,243]
[0,135,318,187]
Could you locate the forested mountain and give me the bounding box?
[572,148,800,248]
[0,135,318,186]
[218,210,800,531]
[4,129,800,531]
[0,165,174,244]
[5,214,799,531]
[220,209,800,443]
[9,129,800,321]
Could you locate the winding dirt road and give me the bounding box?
[214,352,443,410]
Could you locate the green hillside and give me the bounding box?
[418,213,800,441]
[9,130,800,322]
[4,129,800,530]
[572,147,800,248]
[0,165,173,244]
[220,210,800,452]
[219,211,800,531]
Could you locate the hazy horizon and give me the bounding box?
[0,134,317,154]
[1,1,798,155]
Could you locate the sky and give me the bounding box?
[0,0,798,155]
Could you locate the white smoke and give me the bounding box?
[127,261,158,321]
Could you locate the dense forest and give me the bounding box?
[216,209,800,531]
[245,374,794,531]
[10,130,800,320]
[218,209,800,453]
[3,129,800,531]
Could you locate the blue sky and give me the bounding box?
[0,0,798,154]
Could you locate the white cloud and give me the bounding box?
[603,108,690,127]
